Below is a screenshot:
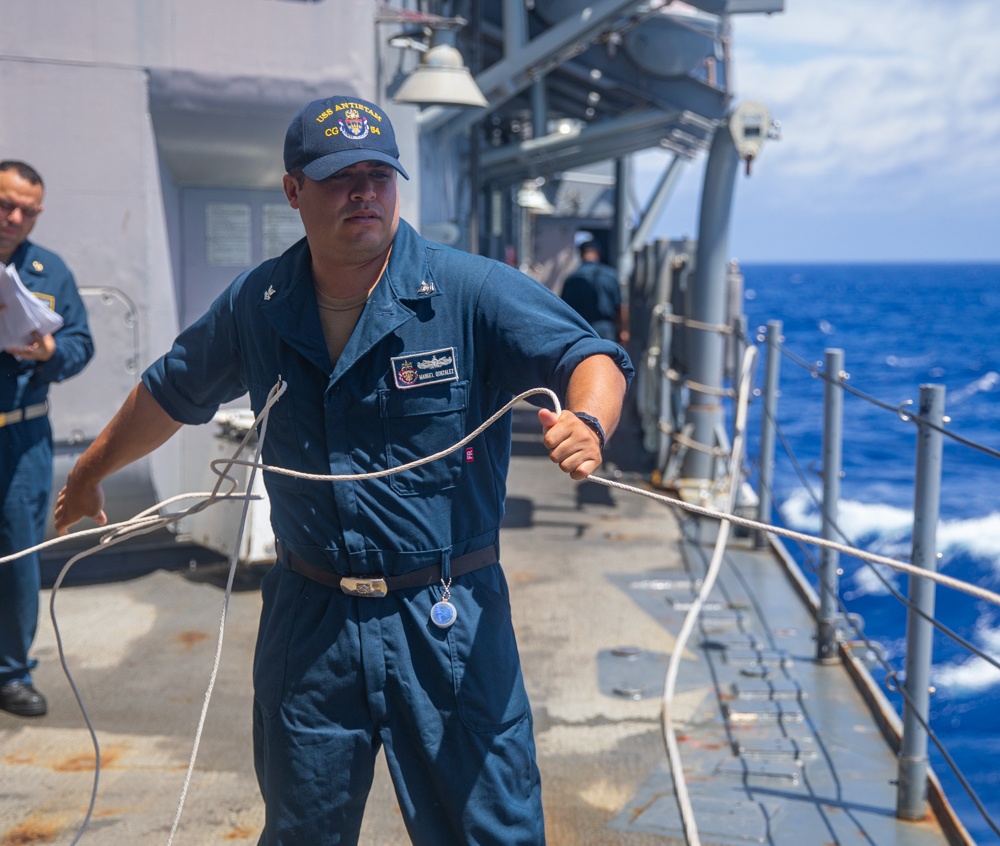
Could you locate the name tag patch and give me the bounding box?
[392,347,459,389]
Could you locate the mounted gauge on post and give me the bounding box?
[729,100,775,175]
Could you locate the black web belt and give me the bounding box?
[276,541,499,598]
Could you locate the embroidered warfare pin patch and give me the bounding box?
[392,347,459,389]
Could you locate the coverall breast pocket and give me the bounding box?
[379,380,468,496]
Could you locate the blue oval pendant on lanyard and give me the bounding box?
[431,578,458,628]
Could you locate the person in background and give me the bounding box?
[0,160,94,717]
[54,95,631,845]
[560,239,630,346]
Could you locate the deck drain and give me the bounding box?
[598,647,668,700]
[612,685,645,700]
[611,645,642,659]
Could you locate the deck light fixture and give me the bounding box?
[393,36,487,107]
[516,179,555,214]
[380,6,487,108]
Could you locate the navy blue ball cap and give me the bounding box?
[284,95,409,181]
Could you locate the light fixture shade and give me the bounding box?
[394,44,488,107]
[516,182,555,214]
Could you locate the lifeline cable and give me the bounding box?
[211,458,1000,609]
[758,404,1000,837]
[5,384,1000,842]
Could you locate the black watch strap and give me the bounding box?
[572,411,606,451]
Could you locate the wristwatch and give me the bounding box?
[572,411,606,451]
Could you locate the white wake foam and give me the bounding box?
[933,616,1000,693]
[780,488,1000,584]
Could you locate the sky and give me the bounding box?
[634,0,1000,263]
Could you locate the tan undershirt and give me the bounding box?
[315,247,393,367]
[316,289,369,367]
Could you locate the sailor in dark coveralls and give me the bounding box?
[0,160,93,718]
[56,96,631,844]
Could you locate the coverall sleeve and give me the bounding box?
[142,276,249,425]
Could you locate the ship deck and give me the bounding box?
[0,405,964,845]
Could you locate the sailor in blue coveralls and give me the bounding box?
[0,160,94,718]
[560,240,629,345]
[55,96,632,845]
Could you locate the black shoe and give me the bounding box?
[0,681,48,717]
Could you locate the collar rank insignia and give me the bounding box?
[32,261,44,272]
[417,280,435,296]
[263,285,276,301]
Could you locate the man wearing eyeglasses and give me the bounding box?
[0,160,93,717]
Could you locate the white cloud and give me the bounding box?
[734,1,1000,195]
[633,0,1000,260]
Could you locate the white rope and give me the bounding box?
[4,378,1000,846]
[164,379,277,846]
[205,387,562,484]
[0,384,561,845]
[663,313,735,335]
[36,381,287,846]
[586,478,1000,609]
[657,345,757,846]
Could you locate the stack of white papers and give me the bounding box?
[0,261,64,350]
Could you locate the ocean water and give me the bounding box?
[740,263,1000,843]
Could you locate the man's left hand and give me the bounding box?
[538,408,603,480]
[5,331,55,361]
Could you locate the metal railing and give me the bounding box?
[635,303,1000,839]
[768,333,995,837]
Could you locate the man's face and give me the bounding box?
[284,160,399,268]
[0,169,44,263]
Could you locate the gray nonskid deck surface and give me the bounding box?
[0,417,956,845]
[606,526,954,845]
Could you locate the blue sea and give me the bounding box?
[740,263,1000,843]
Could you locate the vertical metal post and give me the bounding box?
[531,79,547,135]
[657,305,674,473]
[681,120,740,481]
[897,384,945,820]
[816,348,844,663]
[614,157,631,285]
[755,320,782,549]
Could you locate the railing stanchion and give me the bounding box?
[897,384,945,820]
[656,305,674,475]
[755,320,782,548]
[816,348,844,663]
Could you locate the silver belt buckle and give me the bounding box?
[340,577,388,598]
